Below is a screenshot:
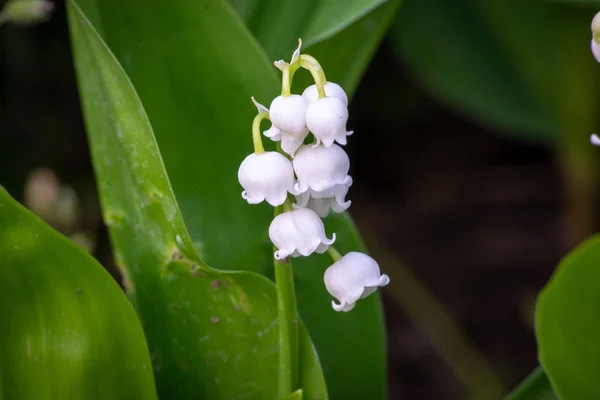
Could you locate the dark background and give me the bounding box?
[0,2,583,399]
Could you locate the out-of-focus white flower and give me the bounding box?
[269,208,336,260]
[294,186,350,218]
[2,0,54,24]
[293,144,352,196]
[306,97,352,147]
[591,133,600,145]
[302,82,348,107]
[591,12,600,62]
[265,95,309,156]
[324,252,390,312]
[238,152,294,206]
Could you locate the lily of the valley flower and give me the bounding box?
[592,134,600,145]
[294,186,351,218]
[269,208,336,260]
[293,144,352,198]
[306,96,353,147]
[238,152,295,206]
[265,95,309,156]
[324,252,390,312]
[592,12,600,62]
[302,81,349,107]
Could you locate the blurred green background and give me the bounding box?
[2,0,600,398]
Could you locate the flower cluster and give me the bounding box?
[238,40,389,312]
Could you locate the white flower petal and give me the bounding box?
[269,208,335,259]
[264,126,282,141]
[238,152,295,206]
[592,39,600,63]
[293,144,352,193]
[269,95,309,137]
[324,252,389,312]
[591,133,600,146]
[281,129,308,156]
[302,82,348,107]
[306,97,351,147]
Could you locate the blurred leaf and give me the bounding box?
[392,0,557,141]
[295,0,403,97]
[536,235,600,399]
[67,2,327,399]
[228,0,386,59]
[70,0,388,398]
[0,189,157,400]
[505,367,558,400]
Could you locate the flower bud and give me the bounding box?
[266,95,310,156]
[302,82,349,107]
[324,252,389,312]
[306,97,352,147]
[269,208,336,260]
[238,151,294,206]
[293,144,352,195]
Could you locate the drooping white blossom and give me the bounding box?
[293,144,352,199]
[591,133,600,145]
[238,151,295,206]
[265,95,309,156]
[302,82,349,107]
[269,207,336,260]
[306,96,352,147]
[294,185,351,218]
[324,252,390,312]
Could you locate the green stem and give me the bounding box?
[252,112,268,154]
[282,64,291,97]
[273,211,299,396]
[326,246,342,262]
[290,54,327,98]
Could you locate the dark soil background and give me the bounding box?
[0,3,570,399]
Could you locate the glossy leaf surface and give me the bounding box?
[67,2,327,398]
[505,367,558,400]
[0,189,157,400]
[536,235,600,399]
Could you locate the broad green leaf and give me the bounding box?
[392,0,557,140]
[69,0,387,398]
[228,0,386,59]
[67,2,327,399]
[295,0,403,97]
[505,367,558,400]
[0,189,157,400]
[536,235,600,399]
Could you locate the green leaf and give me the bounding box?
[0,189,157,400]
[536,235,600,399]
[392,0,557,140]
[228,0,387,59]
[505,367,558,400]
[68,0,387,398]
[294,0,403,97]
[67,2,327,399]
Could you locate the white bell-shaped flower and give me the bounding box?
[306,96,352,147]
[293,144,352,198]
[238,151,294,206]
[265,95,309,156]
[324,252,390,312]
[294,185,350,218]
[592,12,600,62]
[302,82,348,107]
[269,207,336,260]
[591,134,600,145]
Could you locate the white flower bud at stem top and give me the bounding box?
[293,144,352,195]
[238,152,294,206]
[302,82,349,107]
[265,95,309,156]
[324,252,390,312]
[269,208,336,260]
[306,97,353,147]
